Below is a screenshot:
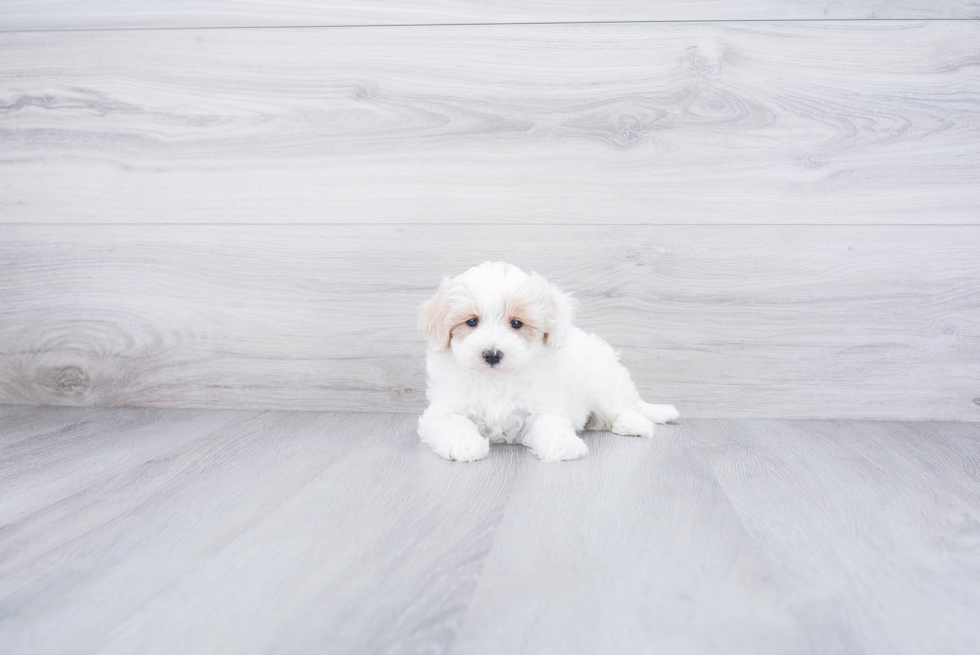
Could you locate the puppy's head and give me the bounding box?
[420,262,575,372]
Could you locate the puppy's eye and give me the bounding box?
[466,318,479,327]
[510,320,523,329]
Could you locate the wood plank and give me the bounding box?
[2,408,978,652]
[0,404,101,446]
[2,1,978,31]
[452,419,980,654]
[2,21,978,225]
[453,420,810,654]
[0,408,265,528]
[689,420,980,654]
[1,224,978,420]
[0,408,519,654]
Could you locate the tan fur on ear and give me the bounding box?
[419,277,457,349]
[529,272,577,348]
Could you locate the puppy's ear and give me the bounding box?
[532,273,577,348]
[419,277,457,349]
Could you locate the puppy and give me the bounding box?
[418,262,678,462]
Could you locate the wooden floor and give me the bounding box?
[1,406,978,654]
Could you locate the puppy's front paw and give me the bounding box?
[528,431,589,463]
[442,433,490,462]
[419,415,489,462]
[428,431,489,462]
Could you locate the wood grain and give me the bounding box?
[3,407,979,653]
[0,407,519,655]
[2,224,978,420]
[454,419,980,654]
[691,419,980,654]
[1,1,978,31]
[2,21,978,225]
[453,420,809,654]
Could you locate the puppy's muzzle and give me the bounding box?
[482,349,503,367]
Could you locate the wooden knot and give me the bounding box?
[42,366,91,396]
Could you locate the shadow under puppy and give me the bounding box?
[418,262,678,462]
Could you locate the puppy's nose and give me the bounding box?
[483,348,503,366]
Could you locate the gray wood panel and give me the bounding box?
[0,407,518,655]
[2,1,978,31]
[695,420,980,654]
[454,418,980,654]
[454,419,809,654]
[2,22,978,225]
[2,224,978,420]
[2,406,979,653]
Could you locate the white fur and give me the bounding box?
[418,262,679,463]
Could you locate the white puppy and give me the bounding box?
[418,262,679,462]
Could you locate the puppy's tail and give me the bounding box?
[634,401,679,424]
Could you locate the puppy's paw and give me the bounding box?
[419,416,490,462]
[442,433,490,462]
[636,402,680,424]
[612,408,656,438]
[528,431,589,463]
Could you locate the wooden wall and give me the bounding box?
[1,3,978,419]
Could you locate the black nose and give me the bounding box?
[483,349,503,366]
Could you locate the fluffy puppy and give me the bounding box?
[418,262,678,462]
